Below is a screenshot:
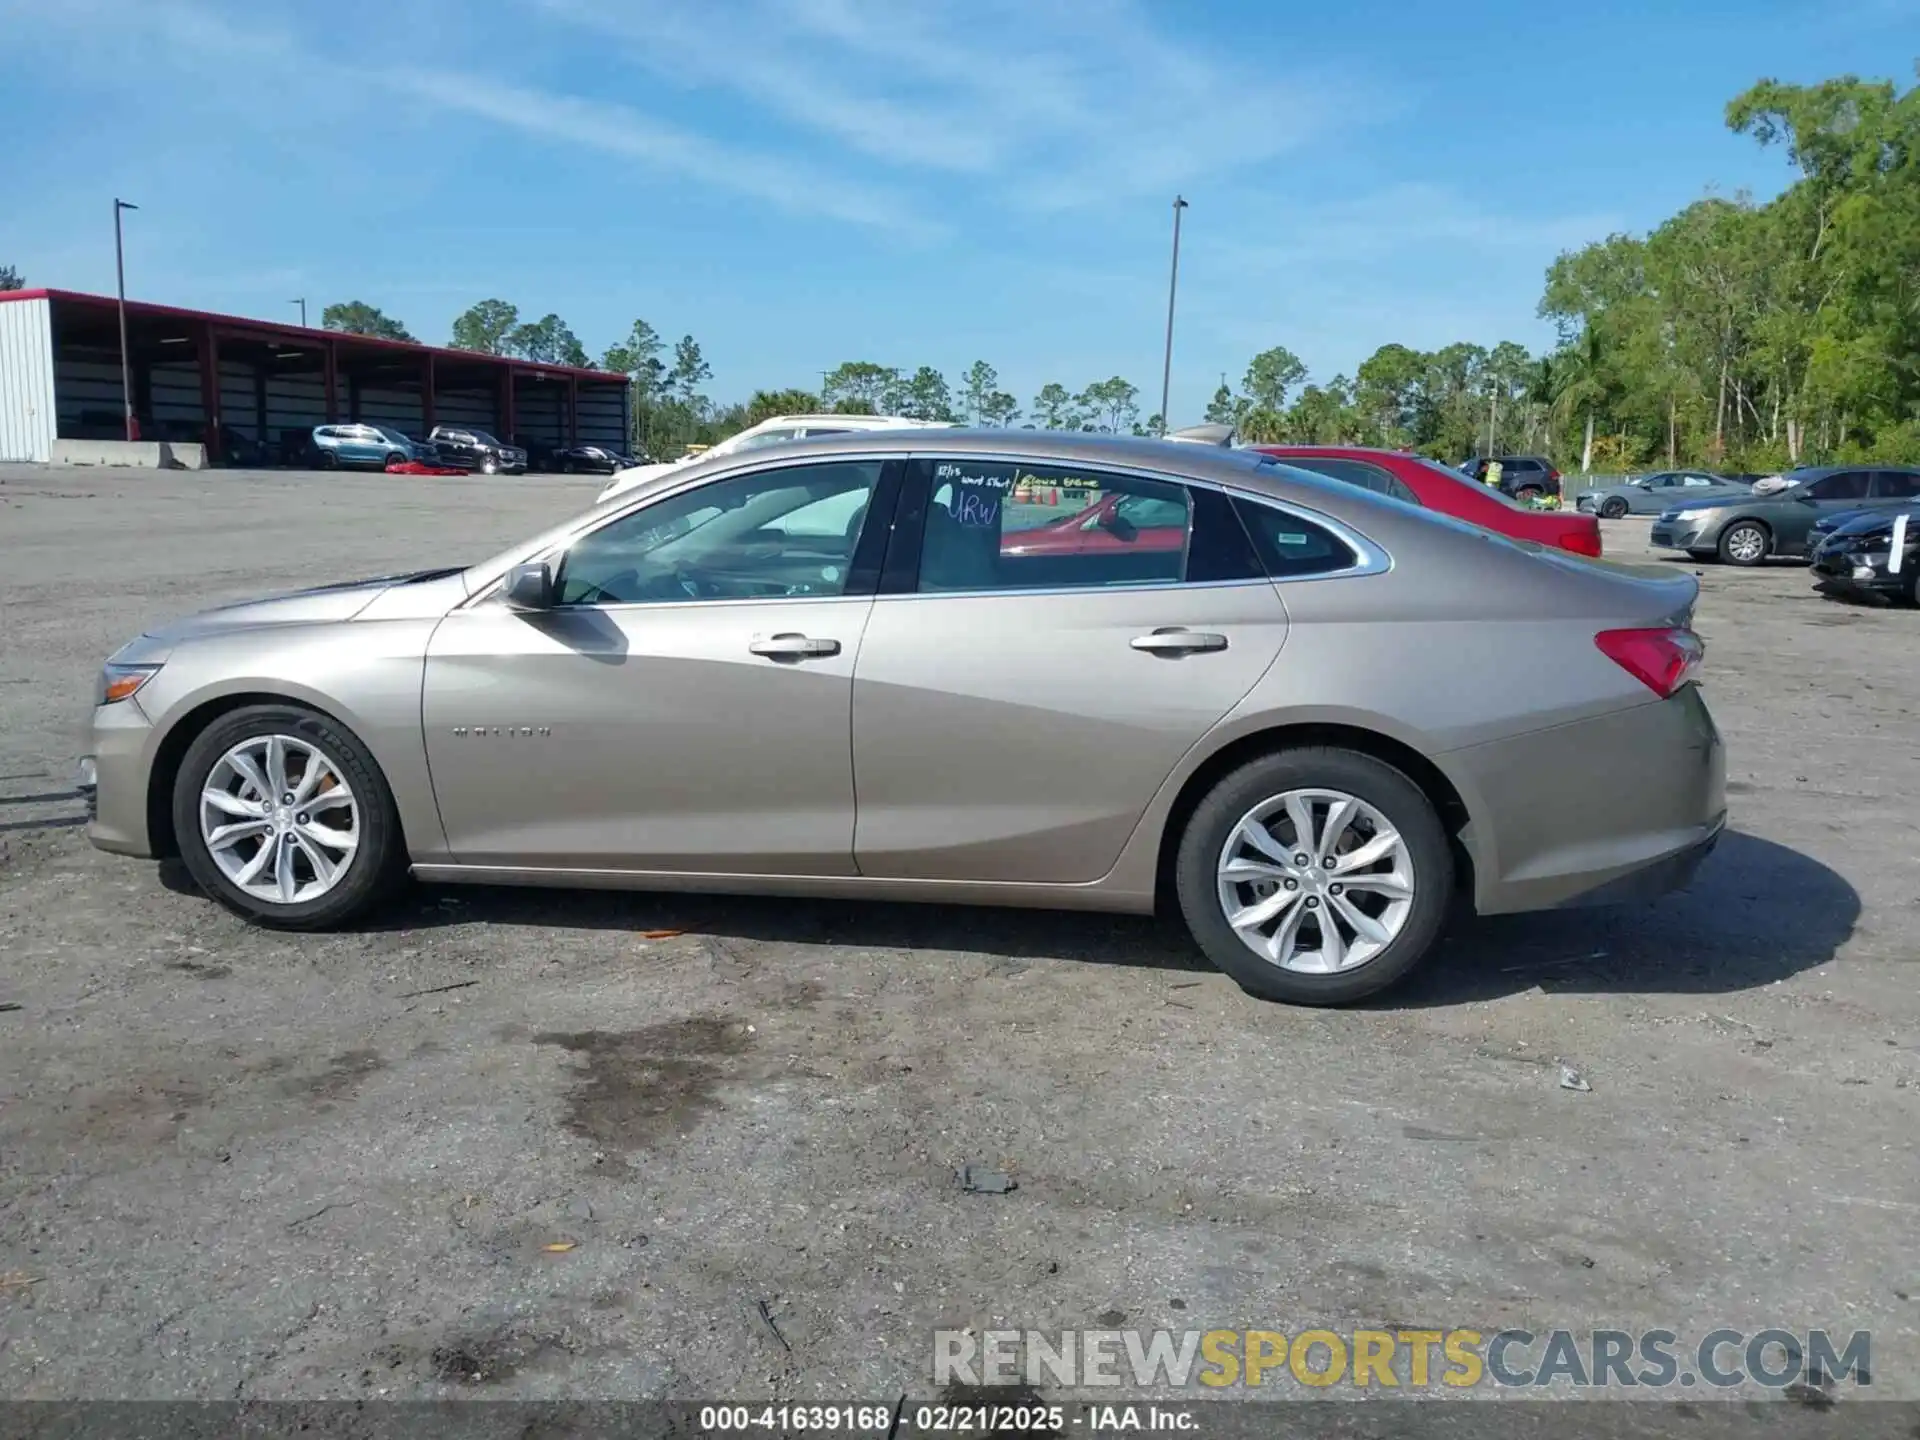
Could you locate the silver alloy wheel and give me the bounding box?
[1215,787,1415,973]
[1726,525,1766,562]
[199,735,359,905]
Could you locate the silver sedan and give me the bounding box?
[80,432,1725,1005]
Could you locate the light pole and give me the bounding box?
[113,198,139,441]
[292,298,308,328]
[1158,196,1188,436]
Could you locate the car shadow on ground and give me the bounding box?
[196,827,1856,1007]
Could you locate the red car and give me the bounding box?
[1002,489,1187,556]
[1252,446,1602,557]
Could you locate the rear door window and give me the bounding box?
[1806,471,1870,501]
[1871,471,1920,499]
[1230,497,1363,579]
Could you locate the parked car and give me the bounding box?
[1456,455,1563,503]
[79,432,1723,1007]
[1255,446,1602,556]
[220,430,271,468]
[429,426,527,475]
[309,424,429,471]
[1810,506,1920,604]
[597,414,958,502]
[1649,464,1920,565]
[1575,471,1753,518]
[1805,507,1877,555]
[551,443,638,475]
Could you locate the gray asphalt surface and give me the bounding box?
[0,464,1915,1408]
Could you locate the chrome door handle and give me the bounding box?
[748,633,841,659]
[1131,628,1228,655]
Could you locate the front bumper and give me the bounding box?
[1450,684,1726,916]
[1811,547,1906,596]
[1650,518,1709,550]
[83,698,159,857]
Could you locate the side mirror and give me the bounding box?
[503,561,553,610]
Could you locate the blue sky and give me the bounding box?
[2,0,1915,423]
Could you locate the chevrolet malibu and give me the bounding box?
[80,432,1725,1005]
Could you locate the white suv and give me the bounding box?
[596,414,957,502]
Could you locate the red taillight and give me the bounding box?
[1559,526,1603,557]
[1595,627,1703,699]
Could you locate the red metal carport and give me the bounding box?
[2,288,630,466]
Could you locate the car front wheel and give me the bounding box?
[172,704,405,930]
[1175,747,1453,1005]
[1718,521,1770,566]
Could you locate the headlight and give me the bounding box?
[96,662,161,705]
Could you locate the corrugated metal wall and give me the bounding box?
[54,347,131,437]
[0,297,58,461]
[265,369,326,448]
[577,381,627,447]
[219,359,258,439]
[355,384,426,434]
[435,387,498,432]
[513,378,567,448]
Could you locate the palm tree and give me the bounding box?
[1552,328,1605,473]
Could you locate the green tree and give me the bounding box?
[600,319,666,397]
[900,365,957,421]
[1353,343,1424,446]
[959,361,999,423]
[1032,382,1077,430]
[980,390,1021,428]
[822,361,895,413]
[1,264,27,292]
[668,335,712,409]
[449,298,519,354]
[1242,346,1308,412]
[744,388,821,425]
[1077,376,1140,433]
[1203,382,1239,425]
[321,300,414,342]
[504,313,588,367]
[1238,407,1286,443]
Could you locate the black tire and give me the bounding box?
[172,704,406,930]
[1718,520,1770,566]
[481,457,499,475]
[1599,496,1630,519]
[317,450,338,470]
[1174,747,1454,1006]
[384,451,406,470]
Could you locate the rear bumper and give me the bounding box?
[1450,685,1726,916]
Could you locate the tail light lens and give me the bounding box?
[1558,526,1603,558]
[1595,627,1703,698]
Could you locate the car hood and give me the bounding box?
[111,568,465,663]
[1830,507,1920,539]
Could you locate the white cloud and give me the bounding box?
[3,0,924,234]
[533,0,1361,207]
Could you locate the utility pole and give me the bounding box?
[1158,196,1188,436]
[113,198,139,441]
[292,298,308,327]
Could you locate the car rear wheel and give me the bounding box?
[172,704,406,930]
[1599,496,1630,519]
[1174,747,1453,1006]
[1718,521,1770,566]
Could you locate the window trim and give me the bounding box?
[873,452,1389,601]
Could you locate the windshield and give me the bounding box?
[470,431,503,447]
[376,427,411,446]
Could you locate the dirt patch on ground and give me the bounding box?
[535,1016,756,1154]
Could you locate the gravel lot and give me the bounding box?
[1,464,1916,1410]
